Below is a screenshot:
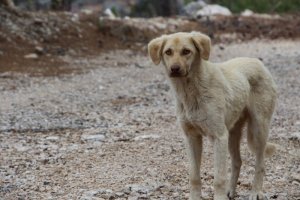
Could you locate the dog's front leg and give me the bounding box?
[213,130,229,200]
[182,123,203,200]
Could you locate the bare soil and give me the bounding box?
[1,40,300,200]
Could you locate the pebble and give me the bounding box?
[14,145,29,152]
[81,134,105,142]
[24,53,38,59]
[46,136,59,141]
[35,46,44,55]
[133,134,160,141]
[127,184,154,194]
[291,173,300,184]
[288,132,300,140]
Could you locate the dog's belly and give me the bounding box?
[225,101,248,131]
[224,75,250,130]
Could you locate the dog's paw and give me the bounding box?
[248,191,268,200]
[189,189,202,200]
[214,194,230,200]
[226,189,235,199]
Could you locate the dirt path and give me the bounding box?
[0,40,299,200]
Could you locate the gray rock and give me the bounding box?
[114,191,124,197]
[196,4,232,18]
[134,134,160,141]
[291,173,300,184]
[183,1,206,17]
[128,196,138,200]
[289,132,300,140]
[127,184,153,194]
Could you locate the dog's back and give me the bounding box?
[220,57,277,94]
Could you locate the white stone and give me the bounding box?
[24,53,38,59]
[46,136,59,141]
[241,9,254,16]
[104,8,116,19]
[81,134,105,141]
[196,4,232,17]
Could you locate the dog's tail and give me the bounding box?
[247,126,276,158]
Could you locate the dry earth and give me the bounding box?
[0,39,300,200]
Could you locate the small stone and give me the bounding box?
[46,136,59,141]
[128,196,138,200]
[134,63,145,68]
[81,134,105,142]
[14,144,29,152]
[34,18,44,25]
[115,192,124,197]
[292,180,300,186]
[127,184,152,194]
[289,132,300,140]
[219,45,225,50]
[291,173,300,183]
[24,53,38,59]
[35,46,44,55]
[134,134,160,141]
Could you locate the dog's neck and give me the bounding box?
[169,59,210,109]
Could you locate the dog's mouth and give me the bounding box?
[169,71,187,78]
[169,72,182,77]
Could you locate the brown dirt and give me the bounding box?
[0,40,299,200]
[1,6,300,76]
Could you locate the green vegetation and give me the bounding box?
[211,0,300,13]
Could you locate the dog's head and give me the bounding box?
[148,32,211,77]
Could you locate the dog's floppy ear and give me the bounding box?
[190,32,211,60]
[148,36,166,65]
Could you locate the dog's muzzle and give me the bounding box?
[170,65,183,77]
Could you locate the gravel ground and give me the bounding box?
[0,40,300,200]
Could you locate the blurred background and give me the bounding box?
[1,0,299,75]
[0,1,300,200]
[2,0,300,14]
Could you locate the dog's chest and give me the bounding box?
[177,102,214,136]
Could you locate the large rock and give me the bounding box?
[183,0,207,16]
[196,4,232,18]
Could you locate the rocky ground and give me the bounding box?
[0,6,300,200]
[1,39,300,200]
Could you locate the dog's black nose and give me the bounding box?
[171,65,180,73]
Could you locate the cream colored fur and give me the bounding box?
[148,32,277,200]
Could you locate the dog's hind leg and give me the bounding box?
[247,100,275,200]
[247,114,270,200]
[227,116,246,199]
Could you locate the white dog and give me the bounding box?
[148,32,277,200]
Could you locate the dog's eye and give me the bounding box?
[182,49,191,55]
[165,49,172,56]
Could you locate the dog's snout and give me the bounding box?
[171,65,180,73]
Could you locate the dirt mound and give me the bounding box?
[0,6,300,76]
[0,7,115,76]
[99,14,300,44]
